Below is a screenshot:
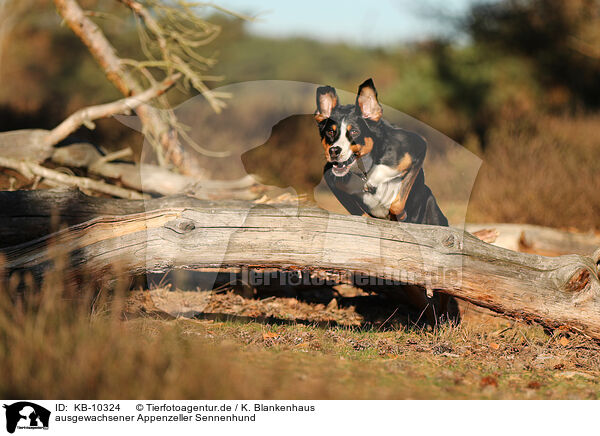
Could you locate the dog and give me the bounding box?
[315,78,452,324]
[315,78,448,226]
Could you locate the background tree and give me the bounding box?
[465,0,600,111]
[51,0,246,172]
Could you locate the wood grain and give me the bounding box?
[2,189,600,339]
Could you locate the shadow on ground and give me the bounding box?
[141,271,460,330]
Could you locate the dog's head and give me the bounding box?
[314,78,383,177]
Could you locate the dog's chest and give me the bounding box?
[338,163,404,218]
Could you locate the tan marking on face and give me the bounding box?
[321,137,329,152]
[397,153,413,174]
[331,124,337,131]
[347,124,352,132]
[350,137,374,157]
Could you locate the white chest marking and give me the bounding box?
[359,164,405,218]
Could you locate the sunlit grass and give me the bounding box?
[2,262,600,400]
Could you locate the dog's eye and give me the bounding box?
[327,129,335,136]
[350,129,359,137]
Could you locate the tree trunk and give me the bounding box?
[52,0,181,168]
[2,189,600,339]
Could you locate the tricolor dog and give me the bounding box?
[315,79,448,227]
[315,79,451,323]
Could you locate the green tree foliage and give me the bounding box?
[466,0,600,110]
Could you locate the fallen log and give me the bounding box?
[0,156,149,200]
[51,142,260,197]
[0,188,211,247]
[0,129,54,163]
[466,223,600,257]
[2,189,600,339]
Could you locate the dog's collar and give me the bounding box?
[350,154,373,191]
[351,154,372,178]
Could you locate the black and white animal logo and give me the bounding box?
[3,402,50,434]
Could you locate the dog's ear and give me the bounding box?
[315,86,338,122]
[356,78,382,121]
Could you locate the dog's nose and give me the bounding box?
[329,146,341,159]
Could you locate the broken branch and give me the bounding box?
[44,73,180,147]
[0,157,148,199]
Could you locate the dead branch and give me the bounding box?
[0,157,148,199]
[50,142,259,196]
[53,0,232,169]
[466,223,600,257]
[0,129,54,163]
[53,0,180,167]
[91,147,133,166]
[54,0,244,168]
[44,73,180,147]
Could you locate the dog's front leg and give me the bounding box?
[402,284,437,326]
[389,162,422,221]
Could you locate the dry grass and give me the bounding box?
[2,262,600,400]
[467,114,600,231]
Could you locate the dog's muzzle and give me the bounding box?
[331,154,356,177]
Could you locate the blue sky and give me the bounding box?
[217,0,479,46]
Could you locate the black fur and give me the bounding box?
[317,79,448,226]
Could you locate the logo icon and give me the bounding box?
[2,402,50,434]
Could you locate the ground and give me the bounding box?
[4,266,599,399]
[113,284,600,399]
